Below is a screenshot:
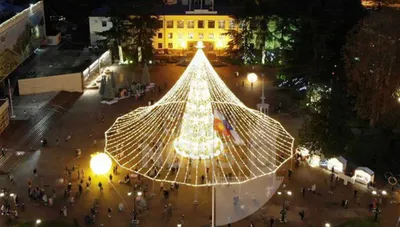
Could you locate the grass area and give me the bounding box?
[338,219,381,227]
[17,220,75,227]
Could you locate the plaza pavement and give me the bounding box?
[0,63,396,227]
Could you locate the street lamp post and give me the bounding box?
[35,219,41,227]
[247,73,258,89]
[278,190,291,223]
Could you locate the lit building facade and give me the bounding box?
[154,14,235,54]
[89,9,237,56]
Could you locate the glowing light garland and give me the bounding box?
[105,45,295,187]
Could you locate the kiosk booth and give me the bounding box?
[327,156,347,173]
[354,167,375,185]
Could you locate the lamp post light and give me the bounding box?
[35,219,42,227]
[247,73,258,89]
[325,223,331,227]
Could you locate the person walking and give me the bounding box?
[88,176,92,185]
[201,174,205,184]
[160,182,164,192]
[250,221,255,227]
[288,169,292,179]
[299,210,305,221]
[79,184,83,196]
[33,168,37,177]
[269,217,275,227]
[108,208,112,218]
[1,148,5,157]
[109,174,113,182]
[98,182,103,191]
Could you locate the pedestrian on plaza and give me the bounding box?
[56,138,59,145]
[33,168,37,177]
[242,81,244,87]
[180,214,185,225]
[109,174,113,182]
[160,182,164,192]
[1,148,5,157]
[288,169,292,179]
[353,189,358,199]
[311,184,316,194]
[250,221,255,227]
[269,217,275,227]
[108,208,112,218]
[299,210,305,221]
[98,182,103,191]
[301,188,305,197]
[167,204,172,217]
[78,170,80,179]
[86,182,90,191]
[52,189,56,199]
[63,206,68,217]
[206,167,209,175]
[201,174,205,184]
[79,184,83,196]
[115,165,118,174]
[88,176,92,185]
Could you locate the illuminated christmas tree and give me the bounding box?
[174,67,223,159]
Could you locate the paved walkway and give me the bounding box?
[0,64,392,227]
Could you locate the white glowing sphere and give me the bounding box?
[196,41,205,49]
[90,153,112,175]
[247,73,258,83]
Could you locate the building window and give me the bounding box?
[157,33,163,39]
[219,34,225,39]
[199,33,204,39]
[168,43,173,48]
[158,43,163,49]
[188,32,194,39]
[101,21,107,27]
[187,20,194,28]
[209,33,214,39]
[177,20,184,28]
[156,20,163,29]
[166,20,173,28]
[208,20,215,28]
[168,33,173,39]
[198,20,204,28]
[178,32,183,39]
[229,20,235,29]
[218,20,225,29]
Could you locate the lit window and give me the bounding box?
[166,20,173,28]
[209,33,214,39]
[168,33,173,39]
[158,33,163,39]
[188,33,194,39]
[158,43,163,49]
[208,20,215,28]
[229,20,235,29]
[198,20,204,28]
[177,20,184,28]
[187,20,194,28]
[101,21,107,27]
[168,43,173,48]
[178,33,183,39]
[199,33,204,39]
[219,34,225,39]
[218,20,225,29]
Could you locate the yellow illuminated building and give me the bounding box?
[154,14,236,55]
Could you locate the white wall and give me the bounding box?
[89,17,113,46]
[46,33,61,46]
[18,73,83,95]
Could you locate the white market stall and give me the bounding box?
[353,167,375,184]
[327,156,347,173]
[296,147,310,157]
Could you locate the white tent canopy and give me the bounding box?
[327,156,347,173]
[354,167,375,184]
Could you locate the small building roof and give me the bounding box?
[356,167,374,175]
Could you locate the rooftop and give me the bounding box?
[8,43,104,80]
[91,3,238,17]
